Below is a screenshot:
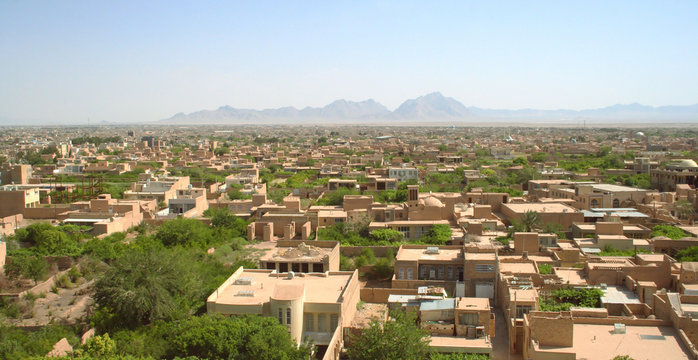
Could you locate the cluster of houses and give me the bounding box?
[1,125,698,359]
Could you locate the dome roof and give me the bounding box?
[423,196,444,207]
[675,159,698,168]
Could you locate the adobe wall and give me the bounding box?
[340,246,398,257]
[359,287,417,303]
[23,206,71,219]
[529,315,573,347]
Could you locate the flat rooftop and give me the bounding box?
[396,247,462,262]
[554,268,588,286]
[210,269,355,306]
[456,297,490,311]
[571,324,690,359]
[503,202,578,214]
[259,243,333,263]
[590,184,650,192]
[601,285,641,305]
[499,262,537,274]
[429,336,491,354]
[464,253,497,261]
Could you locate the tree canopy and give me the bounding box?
[348,310,431,360]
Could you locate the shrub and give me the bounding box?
[538,264,553,275]
[372,258,394,279]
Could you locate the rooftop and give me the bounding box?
[589,183,649,193]
[570,324,690,360]
[396,246,462,262]
[503,202,578,214]
[499,262,537,274]
[209,269,356,307]
[259,242,333,263]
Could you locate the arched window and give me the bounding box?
[613,199,620,208]
[590,199,599,208]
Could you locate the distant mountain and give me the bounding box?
[469,103,698,122]
[165,99,390,124]
[161,94,698,124]
[393,92,471,119]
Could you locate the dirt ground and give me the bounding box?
[8,280,93,327]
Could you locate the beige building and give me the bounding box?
[207,268,360,355]
[0,164,32,185]
[258,241,340,274]
[501,202,583,230]
[0,186,40,218]
[123,173,190,205]
[575,183,651,209]
[651,159,698,192]
[62,194,153,236]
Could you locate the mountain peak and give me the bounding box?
[393,92,470,119]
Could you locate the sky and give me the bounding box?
[1,1,697,124]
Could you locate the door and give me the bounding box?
[475,282,494,299]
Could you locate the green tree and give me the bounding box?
[35,228,82,256]
[24,255,49,285]
[348,310,431,360]
[153,218,213,247]
[420,224,453,245]
[81,333,116,357]
[6,254,49,285]
[522,210,541,232]
[370,229,404,243]
[651,224,689,240]
[92,248,202,328]
[160,314,312,360]
[675,247,698,262]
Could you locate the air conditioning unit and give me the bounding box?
[235,277,255,285]
[236,290,255,297]
[425,247,440,254]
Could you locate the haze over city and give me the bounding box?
[1,1,698,125]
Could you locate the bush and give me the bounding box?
[340,255,356,271]
[538,264,552,275]
[651,224,689,240]
[539,288,603,312]
[372,258,394,279]
[420,224,452,245]
[370,229,404,243]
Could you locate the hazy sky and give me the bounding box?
[1,1,697,124]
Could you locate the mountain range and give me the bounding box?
[162,92,698,124]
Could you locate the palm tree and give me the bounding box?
[522,210,541,232]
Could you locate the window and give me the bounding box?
[459,313,478,326]
[318,314,327,332]
[399,268,405,280]
[286,308,291,324]
[278,308,283,324]
[437,266,444,279]
[447,266,453,279]
[475,264,495,272]
[440,310,454,318]
[330,314,339,331]
[407,268,413,280]
[516,305,532,319]
[304,313,314,331]
[420,265,427,279]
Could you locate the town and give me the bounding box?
[1,124,697,360]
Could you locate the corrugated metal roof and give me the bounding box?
[419,298,456,311]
